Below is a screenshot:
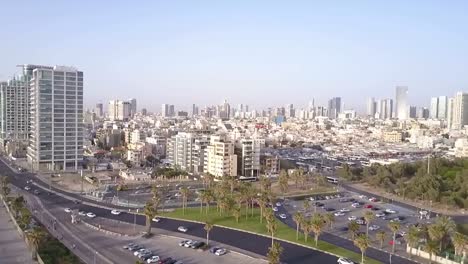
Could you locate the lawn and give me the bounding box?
[163,207,380,264]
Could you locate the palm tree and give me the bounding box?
[278,171,289,193]
[259,175,271,192]
[376,230,386,249]
[204,220,214,246]
[203,189,214,214]
[267,241,283,264]
[143,200,157,234]
[0,175,9,198]
[19,209,32,229]
[425,240,439,264]
[266,215,277,246]
[451,232,467,260]
[26,227,45,259]
[232,206,241,223]
[407,226,420,258]
[435,215,456,251]
[310,213,325,246]
[324,212,335,230]
[302,220,312,243]
[348,220,360,240]
[180,186,190,215]
[354,234,370,264]
[428,223,445,252]
[364,211,375,236]
[257,194,268,223]
[388,221,401,253]
[293,212,304,240]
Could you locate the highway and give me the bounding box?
[0,159,339,264]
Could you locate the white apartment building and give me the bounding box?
[108,100,131,121]
[395,86,408,120]
[166,132,209,174]
[130,129,146,144]
[238,138,263,177]
[27,66,84,171]
[204,134,237,177]
[451,92,468,130]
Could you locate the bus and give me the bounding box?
[326,176,338,184]
[238,176,258,182]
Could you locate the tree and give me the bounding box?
[407,226,420,258]
[435,215,456,251]
[303,200,310,212]
[451,232,467,260]
[267,241,283,264]
[388,221,401,253]
[204,220,214,246]
[301,220,312,243]
[354,234,370,264]
[278,171,289,193]
[180,187,190,215]
[0,175,10,198]
[428,224,445,252]
[376,230,386,249]
[293,212,304,240]
[363,211,375,236]
[12,195,25,218]
[26,227,45,259]
[324,213,335,230]
[266,215,278,246]
[348,221,360,240]
[232,206,241,223]
[259,175,272,192]
[310,214,326,246]
[425,240,439,264]
[143,200,157,234]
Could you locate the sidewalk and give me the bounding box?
[0,204,35,264]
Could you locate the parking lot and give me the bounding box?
[281,191,434,255]
[119,234,266,264]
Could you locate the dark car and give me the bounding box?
[139,252,153,260]
[128,244,143,251]
[371,207,380,211]
[324,207,335,212]
[339,226,349,232]
[315,202,324,207]
[33,190,40,195]
[158,258,173,264]
[191,241,206,249]
[73,200,80,204]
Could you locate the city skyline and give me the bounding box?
[1,1,468,111]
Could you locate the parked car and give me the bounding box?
[78,211,86,216]
[128,244,143,251]
[364,204,373,209]
[33,190,41,195]
[376,212,385,217]
[147,256,160,263]
[334,212,345,216]
[356,219,366,225]
[272,207,279,212]
[134,248,148,256]
[369,225,380,231]
[179,240,192,247]
[177,226,188,233]
[64,208,72,213]
[158,257,173,264]
[152,217,161,222]
[123,243,136,250]
[24,186,31,191]
[279,214,287,219]
[385,209,397,214]
[190,241,206,249]
[210,247,221,254]
[348,216,357,221]
[351,203,360,208]
[340,208,350,212]
[275,202,282,207]
[324,207,335,212]
[215,248,227,256]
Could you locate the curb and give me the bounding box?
[80,220,130,237]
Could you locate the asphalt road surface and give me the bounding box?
[0,159,339,264]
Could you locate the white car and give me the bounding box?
[359,195,368,199]
[275,202,282,207]
[369,225,380,231]
[178,226,188,233]
[152,217,161,222]
[24,186,31,191]
[337,257,356,264]
[215,248,227,256]
[376,212,385,217]
[64,208,72,213]
[348,216,357,221]
[78,211,86,216]
[309,197,315,201]
[111,210,121,215]
[340,208,350,213]
[334,212,345,216]
[86,212,96,218]
[134,248,147,256]
[147,256,160,263]
[385,209,397,214]
[279,214,287,219]
[184,240,196,248]
[272,207,278,212]
[179,240,192,247]
[351,203,361,208]
[175,193,182,197]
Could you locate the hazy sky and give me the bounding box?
[1,1,468,112]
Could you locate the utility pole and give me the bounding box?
[427,154,431,175]
[80,170,83,194]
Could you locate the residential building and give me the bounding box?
[262,155,280,175]
[130,129,146,144]
[27,65,84,171]
[382,131,402,143]
[438,96,448,120]
[451,92,468,129]
[237,138,263,177]
[377,99,393,119]
[204,134,237,177]
[395,86,408,120]
[430,97,439,119]
[166,132,209,174]
[366,97,376,118]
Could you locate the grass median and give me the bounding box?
[162,207,380,264]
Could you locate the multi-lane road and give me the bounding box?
[0,159,339,264]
